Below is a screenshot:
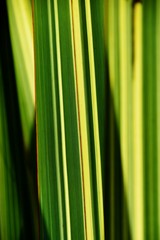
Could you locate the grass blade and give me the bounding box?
[33,0,86,238]
[7,0,35,148]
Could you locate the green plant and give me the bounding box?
[0,0,159,239]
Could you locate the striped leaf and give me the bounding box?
[33,0,105,239]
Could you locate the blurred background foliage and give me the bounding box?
[0,0,159,239]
